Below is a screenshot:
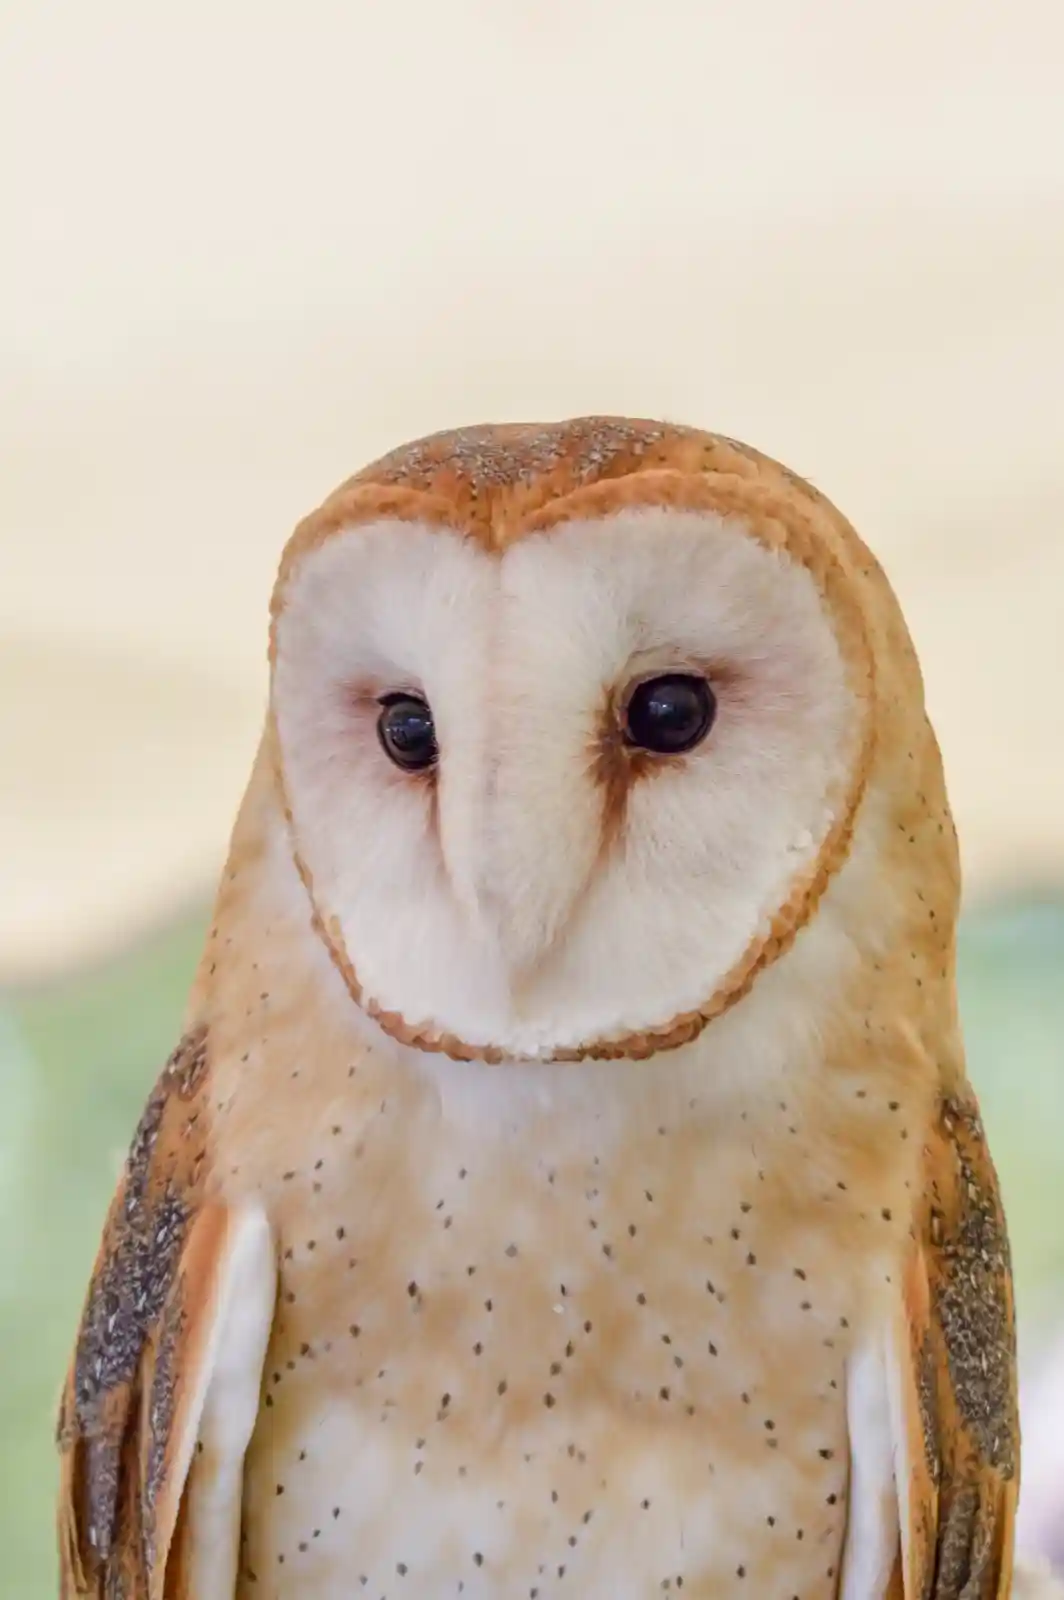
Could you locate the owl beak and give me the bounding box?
[465,795,603,999]
[439,790,593,997]
[435,692,604,1004]
[473,884,560,997]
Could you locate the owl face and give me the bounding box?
[272,487,863,1063]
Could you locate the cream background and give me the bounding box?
[2,0,1063,981]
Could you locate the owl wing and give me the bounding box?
[841,1089,1020,1599]
[56,1029,276,1599]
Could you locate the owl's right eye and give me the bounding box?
[623,672,716,755]
[376,693,438,771]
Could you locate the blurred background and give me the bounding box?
[2,1,1063,1592]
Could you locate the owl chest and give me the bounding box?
[237,1096,863,1597]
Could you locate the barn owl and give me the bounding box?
[58,417,1024,1599]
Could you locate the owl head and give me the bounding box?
[264,417,957,1065]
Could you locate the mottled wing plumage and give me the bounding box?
[894,1090,1019,1599]
[57,1028,274,1599]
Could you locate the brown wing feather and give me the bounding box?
[895,1089,1019,1599]
[56,1028,224,1598]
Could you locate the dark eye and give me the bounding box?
[623,673,717,755]
[377,693,438,771]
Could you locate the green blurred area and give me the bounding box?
[1,899,1062,1597]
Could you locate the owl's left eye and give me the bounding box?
[377,693,438,771]
[623,673,716,755]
